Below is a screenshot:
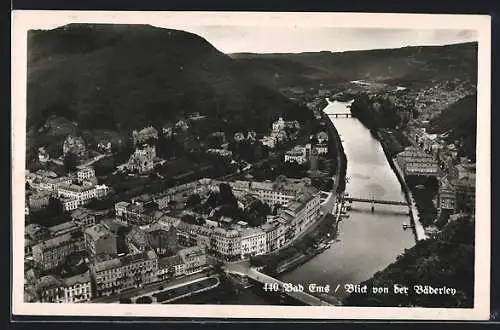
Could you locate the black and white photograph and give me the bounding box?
[11,11,491,320]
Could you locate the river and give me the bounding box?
[278,99,416,301]
[177,99,416,305]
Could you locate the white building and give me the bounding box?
[36,271,92,303]
[284,146,307,164]
[240,228,267,258]
[76,167,96,182]
[262,221,286,253]
[315,143,328,155]
[211,227,241,260]
[58,183,109,211]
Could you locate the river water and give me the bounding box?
[178,100,415,305]
[278,100,416,301]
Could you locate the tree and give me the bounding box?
[119,297,132,304]
[186,194,202,208]
[63,152,78,174]
[218,183,238,207]
[135,296,153,304]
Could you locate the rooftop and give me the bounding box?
[85,224,113,241]
[158,254,183,268]
[48,221,79,235]
[35,232,82,250]
[61,271,91,287]
[179,246,206,261]
[36,275,63,291]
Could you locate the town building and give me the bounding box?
[70,208,97,228]
[260,136,277,149]
[132,126,159,146]
[210,227,241,261]
[57,182,109,211]
[35,271,92,303]
[178,246,208,275]
[162,125,174,138]
[126,227,150,254]
[25,223,50,242]
[28,190,52,210]
[316,131,329,144]
[28,173,73,193]
[76,167,96,183]
[234,132,246,142]
[48,221,81,237]
[261,221,286,253]
[229,176,316,208]
[175,120,189,132]
[315,143,329,155]
[206,148,232,159]
[395,146,439,177]
[37,146,50,163]
[32,231,86,271]
[157,254,184,280]
[97,141,112,153]
[114,201,161,226]
[62,135,87,158]
[84,224,118,258]
[285,146,308,165]
[240,227,267,259]
[176,222,212,249]
[438,177,456,211]
[126,144,157,174]
[89,250,158,297]
[448,163,476,212]
[143,223,178,256]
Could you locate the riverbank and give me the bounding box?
[375,131,427,241]
[250,213,339,276]
[320,103,347,193]
[249,96,346,275]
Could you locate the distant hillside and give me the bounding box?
[27,24,311,157]
[230,42,478,89]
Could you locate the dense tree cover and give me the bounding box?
[28,197,71,227]
[427,93,477,161]
[350,94,404,131]
[232,42,477,91]
[86,197,115,211]
[63,152,78,174]
[218,183,238,207]
[135,296,153,304]
[407,176,439,227]
[27,24,310,159]
[185,193,202,208]
[343,216,475,308]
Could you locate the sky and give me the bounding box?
[20,12,479,54]
[163,26,478,54]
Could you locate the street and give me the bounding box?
[91,269,212,303]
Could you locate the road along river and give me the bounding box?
[278,99,416,302]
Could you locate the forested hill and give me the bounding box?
[343,216,475,308]
[427,93,477,161]
[27,24,311,155]
[230,42,478,90]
